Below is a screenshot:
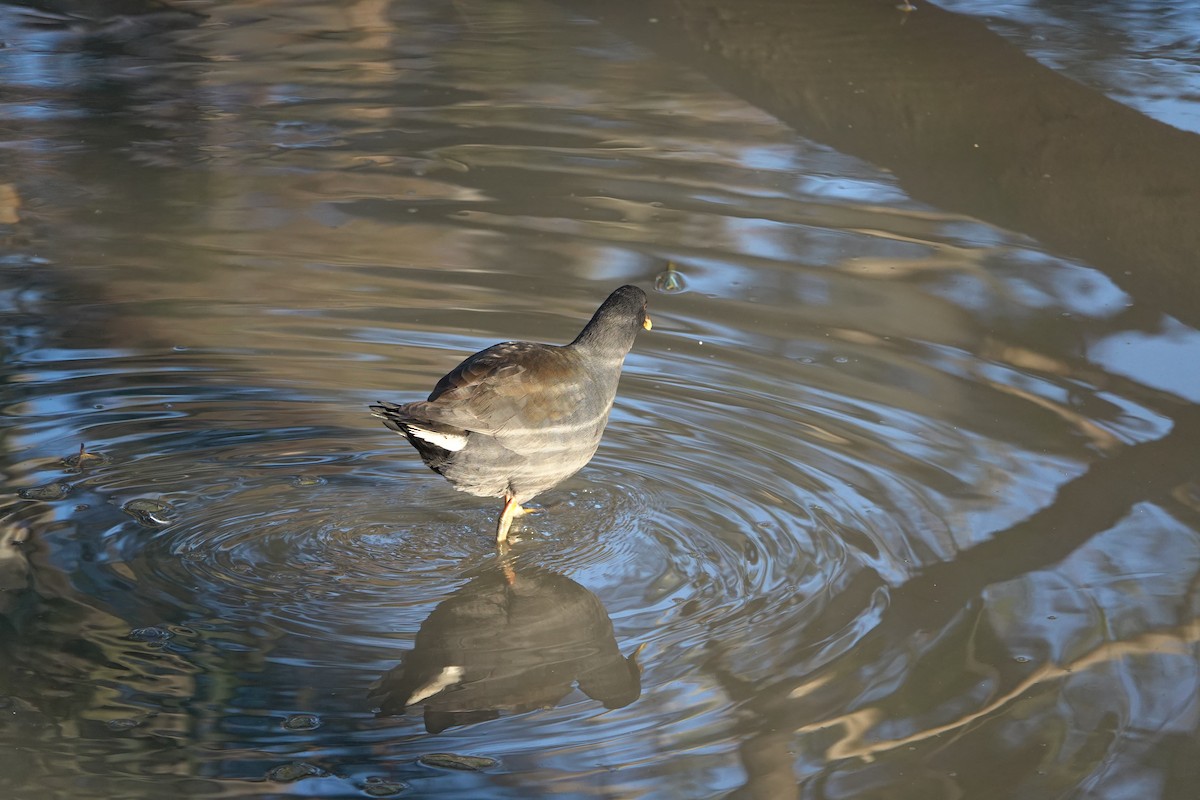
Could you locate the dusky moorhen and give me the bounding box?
[371,285,651,543]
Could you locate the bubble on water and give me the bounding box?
[128,626,173,643]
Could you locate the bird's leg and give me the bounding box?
[496,490,541,545]
[496,492,519,544]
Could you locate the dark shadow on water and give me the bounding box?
[556,0,1200,330]
[5,0,204,54]
[370,559,642,734]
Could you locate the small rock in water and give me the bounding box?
[122,499,176,527]
[362,777,408,797]
[106,718,140,731]
[282,714,322,731]
[128,626,173,643]
[418,753,497,771]
[266,762,325,782]
[18,482,71,501]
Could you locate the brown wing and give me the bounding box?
[414,342,589,443]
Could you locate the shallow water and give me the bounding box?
[2,1,1199,798]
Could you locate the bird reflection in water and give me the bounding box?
[370,560,643,733]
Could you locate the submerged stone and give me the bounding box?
[282,714,322,731]
[18,482,71,501]
[122,499,176,527]
[362,776,408,796]
[266,762,325,782]
[418,753,497,771]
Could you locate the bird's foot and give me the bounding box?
[497,494,543,545]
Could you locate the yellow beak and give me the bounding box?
[642,316,653,331]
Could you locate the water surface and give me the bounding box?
[1,1,1199,798]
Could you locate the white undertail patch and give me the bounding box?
[405,425,468,452]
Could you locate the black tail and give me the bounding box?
[369,400,414,435]
[369,401,465,474]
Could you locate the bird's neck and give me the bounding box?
[570,321,636,356]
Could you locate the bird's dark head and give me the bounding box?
[572,285,651,352]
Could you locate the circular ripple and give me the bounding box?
[76,355,946,682]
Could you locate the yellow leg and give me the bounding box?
[496,493,539,545]
[496,494,518,544]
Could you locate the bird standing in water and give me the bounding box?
[371,285,651,544]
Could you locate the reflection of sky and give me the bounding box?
[1091,318,1200,403]
[939,0,1200,133]
[734,144,796,172]
[992,253,1131,316]
[0,7,76,77]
